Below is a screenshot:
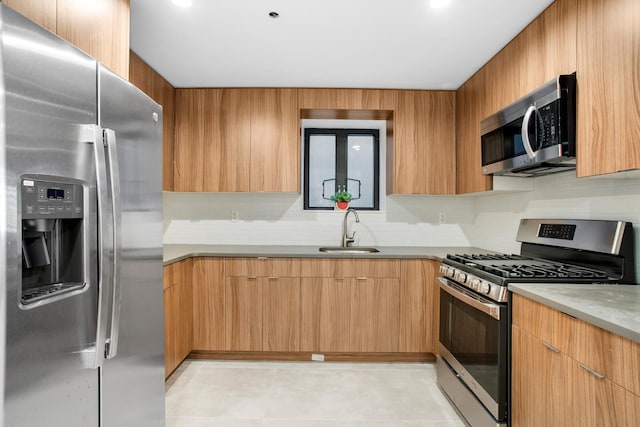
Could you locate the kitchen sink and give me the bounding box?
[318,247,380,254]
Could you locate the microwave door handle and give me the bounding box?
[521,104,537,159]
[103,129,122,360]
[438,277,501,320]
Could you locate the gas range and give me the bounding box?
[439,219,635,303]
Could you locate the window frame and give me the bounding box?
[303,127,380,211]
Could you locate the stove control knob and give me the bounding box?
[439,265,448,274]
[455,272,467,283]
[469,278,480,291]
[480,282,491,295]
[447,267,455,278]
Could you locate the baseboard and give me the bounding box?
[188,351,435,363]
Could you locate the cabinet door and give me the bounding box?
[263,277,300,352]
[3,0,56,32]
[129,52,175,191]
[224,276,263,351]
[511,325,571,427]
[349,278,400,352]
[56,0,130,79]
[399,260,436,353]
[192,258,225,351]
[174,89,206,191]
[298,88,397,111]
[300,278,351,352]
[577,0,640,176]
[250,88,299,192]
[390,90,455,195]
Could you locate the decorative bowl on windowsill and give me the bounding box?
[330,191,352,211]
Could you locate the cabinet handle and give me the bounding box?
[334,278,345,281]
[268,276,279,280]
[579,364,605,380]
[356,277,368,281]
[542,341,560,353]
[247,276,257,280]
[257,257,268,260]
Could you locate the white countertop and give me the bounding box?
[163,244,492,264]
[509,283,640,344]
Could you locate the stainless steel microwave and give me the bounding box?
[480,73,576,177]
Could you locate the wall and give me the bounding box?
[164,170,640,281]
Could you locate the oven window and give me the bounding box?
[439,288,507,405]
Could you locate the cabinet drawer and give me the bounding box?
[512,294,575,354]
[225,257,301,277]
[300,258,401,278]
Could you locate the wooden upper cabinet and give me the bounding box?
[389,90,456,195]
[455,0,577,194]
[56,0,130,80]
[250,88,299,192]
[298,88,396,112]
[3,0,56,32]
[3,0,130,79]
[576,0,640,177]
[129,52,175,191]
[173,88,298,192]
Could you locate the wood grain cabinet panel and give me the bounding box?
[300,277,351,352]
[174,88,251,192]
[129,52,175,191]
[511,325,571,427]
[512,295,640,427]
[298,88,397,111]
[226,257,300,278]
[56,0,130,79]
[399,260,437,353]
[389,90,456,195]
[455,0,576,194]
[263,277,301,352]
[3,0,130,79]
[300,258,400,278]
[250,88,299,192]
[163,259,193,378]
[349,278,400,352]
[3,0,56,32]
[224,276,263,351]
[192,258,225,351]
[576,0,640,176]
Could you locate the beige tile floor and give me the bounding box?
[165,360,466,427]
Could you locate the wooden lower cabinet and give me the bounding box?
[192,258,225,350]
[399,260,437,353]
[512,295,640,427]
[224,276,263,351]
[350,278,400,352]
[300,278,351,352]
[163,259,193,378]
[263,277,301,352]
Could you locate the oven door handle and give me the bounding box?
[438,277,502,320]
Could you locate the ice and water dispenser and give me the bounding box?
[20,177,86,306]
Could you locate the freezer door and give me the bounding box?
[98,65,165,426]
[1,6,100,427]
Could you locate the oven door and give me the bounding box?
[438,277,508,421]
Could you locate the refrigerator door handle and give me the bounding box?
[103,128,122,359]
[86,124,114,369]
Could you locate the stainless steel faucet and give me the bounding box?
[342,208,360,247]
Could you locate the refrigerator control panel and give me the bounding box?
[21,178,84,219]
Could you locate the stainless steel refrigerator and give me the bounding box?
[0,5,165,426]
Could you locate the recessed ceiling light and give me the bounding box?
[268,11,280,19]
[430,0,451,9]
[172,0,192,8]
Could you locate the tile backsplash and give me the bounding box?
[164,170,640,282]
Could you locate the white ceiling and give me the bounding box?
[130,0,555,90]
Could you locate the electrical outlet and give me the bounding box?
[438,212,446,224]
[231,210,240,221]
[311,353,325,362]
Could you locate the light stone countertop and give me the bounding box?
[163,244,492,265]
[509,283,640,344]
